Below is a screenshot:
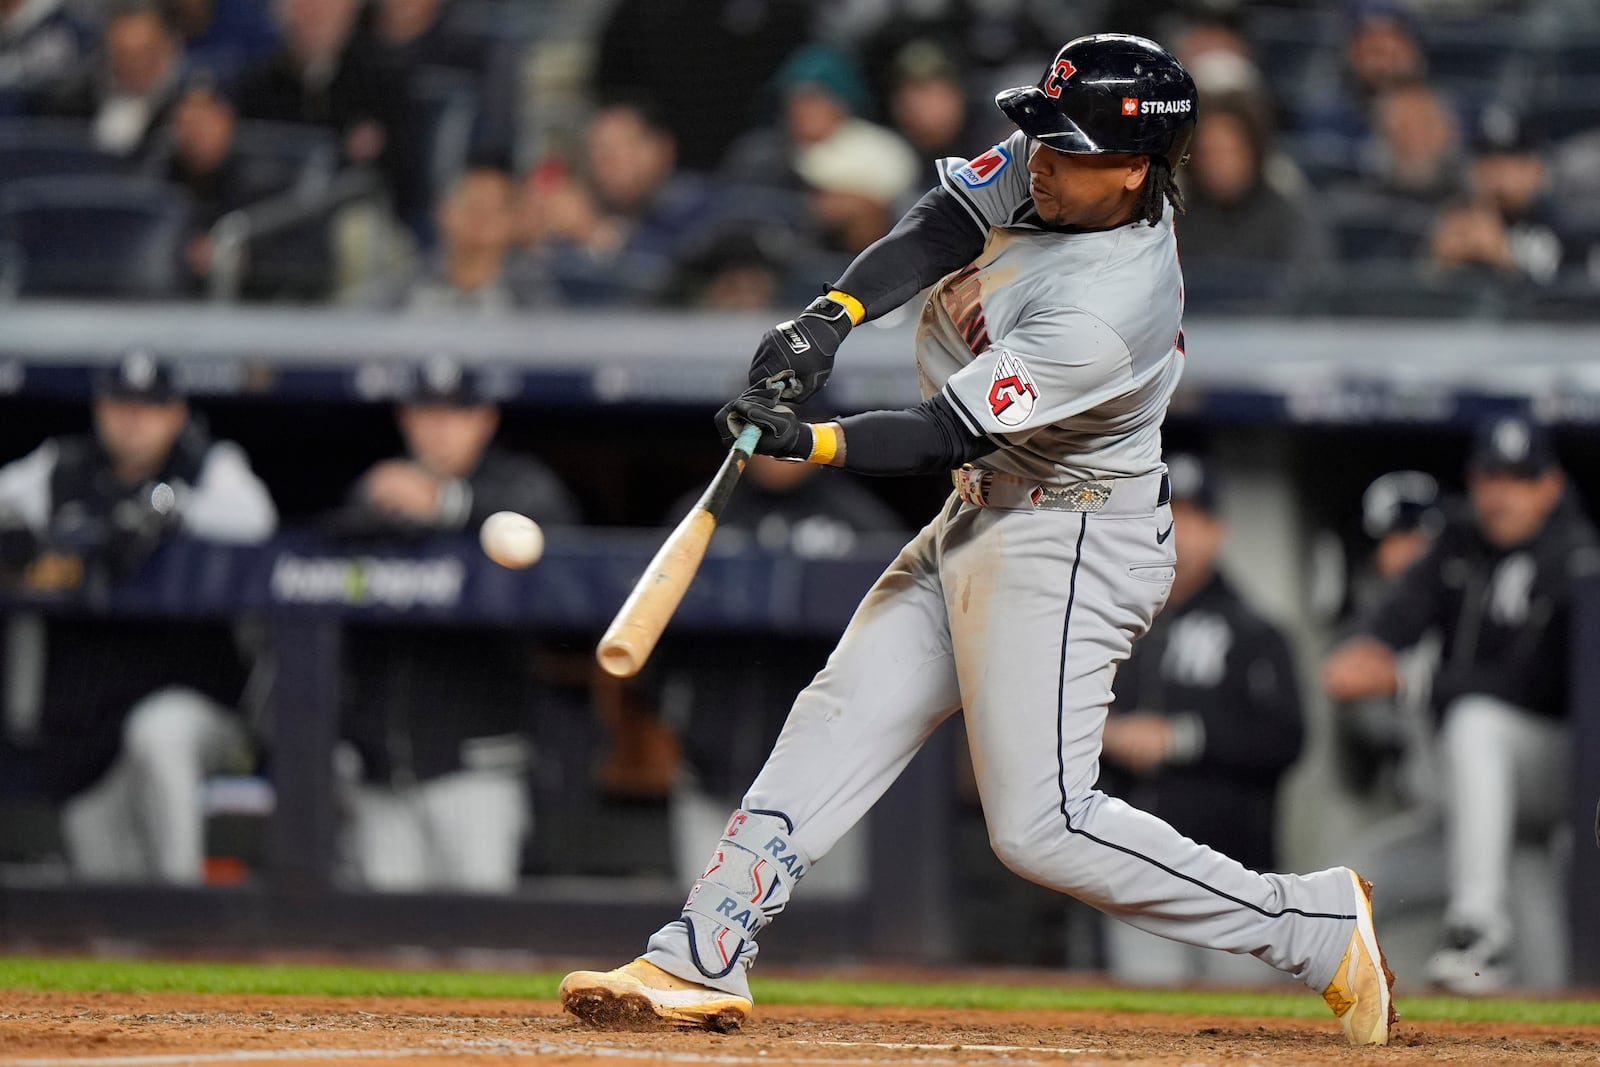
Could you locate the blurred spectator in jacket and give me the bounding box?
[1458,107,1578,286]
[1323,413,1600,993]
[592,0,809,173]
[517,100,730,306]
[722,43,884,191]
[38,0,182,156]
[162,79,274,285]
[1097,454,1305,985]
[165,0,279,78]
[367,0,476,73]
[395,163,520,313]
[884,38,987,190]
[0,349,276,884]
[1425,197,1521,281]
[1363,82,1465,205]
[0,0,88,103]
[159,76,335,301]
[1298,0,1427,147]
[329,356,580,893]
[1176,94,1330,298]
[721,45,917,257]
[235,0,420,223]
[668,223,792,311]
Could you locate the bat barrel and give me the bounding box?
[597,630,647,678]
[593,423,763,679]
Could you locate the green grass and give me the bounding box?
[2,956,1597,1027]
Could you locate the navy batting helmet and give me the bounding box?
[996,34,1198,166]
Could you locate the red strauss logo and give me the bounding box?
[1042,58,1077,98]
[1123,97,1139,115]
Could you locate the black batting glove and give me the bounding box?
[747,293,854,402]
[716,385,812,459]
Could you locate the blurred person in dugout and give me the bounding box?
[1322,413,1599,993]
[0,350,276,882]
[1329,471,1446,817]
[326,356,580,893]
[636,453,903,895]
[1096,454,1305,985]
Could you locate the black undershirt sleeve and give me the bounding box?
[833,185,988,320]
[836,394,997,476]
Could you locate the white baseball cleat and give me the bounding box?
[559,959,752,1032]
[1424,923,1513,996]
[1321,870,1398,1046]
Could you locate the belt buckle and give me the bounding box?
[1036,479,1114,513]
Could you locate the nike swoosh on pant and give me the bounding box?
[1156,522,1174,544]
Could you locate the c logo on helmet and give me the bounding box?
[1042,58,1076,99]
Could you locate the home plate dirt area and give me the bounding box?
[2,992,1598,1067]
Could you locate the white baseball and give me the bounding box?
[479,511,544,569]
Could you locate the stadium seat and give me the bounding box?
[1423,20,1524,87]
[1321,189,1437,263]
[1522,93,1600,147]
[0,120,130,186]
[0,176,191,299]
[230,121,341,198]
[1243,6,1342,96]
[1182,261,1303,315]
[1508,269,1600,321]
[444,0,542,162]
[1307,262,1513,319]
[1279,132,1363,190]
[406,66,481,232]
[1508,35,1600,106]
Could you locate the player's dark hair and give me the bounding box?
[1135,156,1185,227]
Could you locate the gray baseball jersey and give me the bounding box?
[640,134,1369,1014]
[922,130,1185,483]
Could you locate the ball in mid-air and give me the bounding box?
[480,511,544,569]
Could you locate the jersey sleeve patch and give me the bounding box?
[987,351,1040,427]
[950,145,1011,188]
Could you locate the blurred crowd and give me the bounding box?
[0,0,1596,315]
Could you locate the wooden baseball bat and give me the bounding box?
[597,424,762,678]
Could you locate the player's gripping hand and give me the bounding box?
[717,384,810,459]
[747,293,856,401]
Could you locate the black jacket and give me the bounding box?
[336,446,580,785]
[1361,490,1600,720]
[1101,573,1304,872]
[234,39,421,222]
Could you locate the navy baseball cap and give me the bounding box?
[1468,414,1557,478]
[1362,470,1441,539]
[94,348,178,402]
[1166,452,1218,512]
[405,354,483,405]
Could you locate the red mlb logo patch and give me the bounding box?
[1123,97,1139,115]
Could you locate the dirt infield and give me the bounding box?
[2,991,1598,1066]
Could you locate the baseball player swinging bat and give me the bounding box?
[597,423,762,678]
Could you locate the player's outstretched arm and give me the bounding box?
[717,388,995,477]
[745,187,987,403]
